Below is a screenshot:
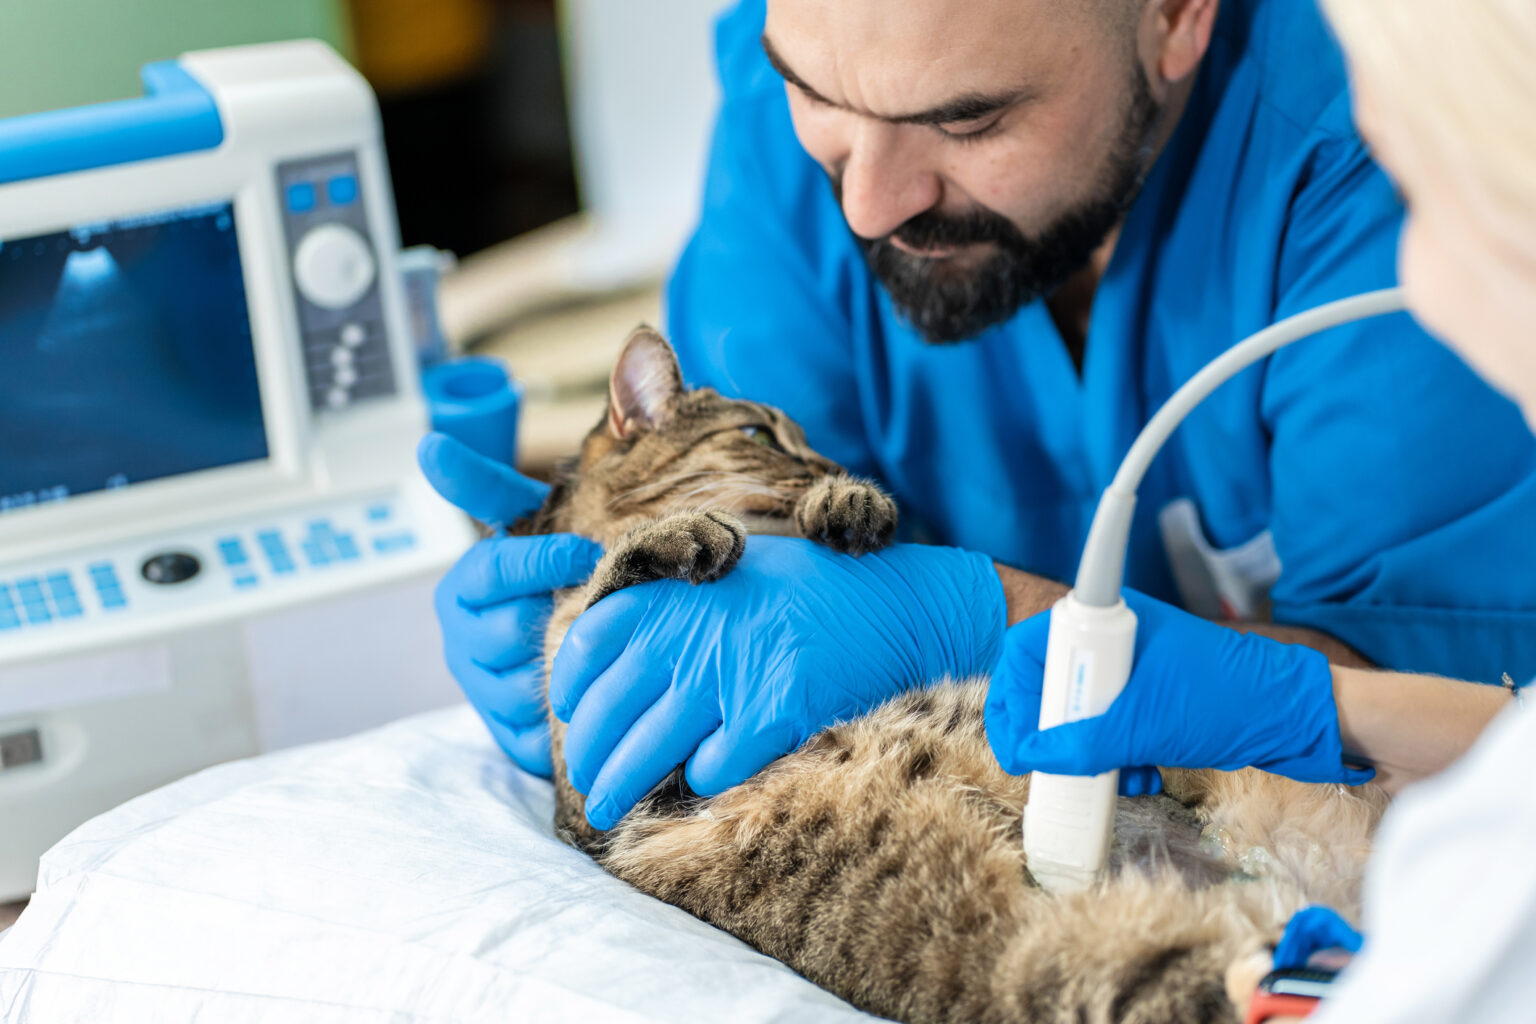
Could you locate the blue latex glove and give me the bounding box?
[419,433,603,776]
[1274,905,1363,970]
[549,537,1006,830]
[985,589,1375,785]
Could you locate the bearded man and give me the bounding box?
[424,0,1536,829]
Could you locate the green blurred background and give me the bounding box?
[0,0,578,257]
[0,0,353,118]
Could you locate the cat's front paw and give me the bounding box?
[585,509,747,607]
[794,475,898,556]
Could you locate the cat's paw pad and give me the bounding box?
[656,509,747,583]
[627,510,748,583]
[794,476,898,556]
[585,510,747,607]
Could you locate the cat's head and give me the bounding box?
[537,326,847,544]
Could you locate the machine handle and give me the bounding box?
[0,60,223,186]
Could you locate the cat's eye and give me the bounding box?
[738,425,785,452]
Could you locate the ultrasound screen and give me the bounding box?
[0,202,268,515]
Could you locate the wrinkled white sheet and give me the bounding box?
[0,706,875,1023]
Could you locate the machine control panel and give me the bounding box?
[275,152,396,413]
[0,495,424,636]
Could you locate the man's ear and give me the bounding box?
[608,325,685,439]
[1141,0,1218,98]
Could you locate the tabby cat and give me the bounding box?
[510,325,1387,1024]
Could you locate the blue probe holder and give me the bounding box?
[422,357,523,468]
[0,61,223,185]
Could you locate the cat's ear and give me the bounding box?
[608,325,685,439]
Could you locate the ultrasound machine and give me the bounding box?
[0,42,478,899]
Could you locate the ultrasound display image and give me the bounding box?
[0,202,269,515]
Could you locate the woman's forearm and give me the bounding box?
[1332,666,1511,792]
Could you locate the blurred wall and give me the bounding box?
[558,0,731,285]
[0,0,351,118]
[347,0,579,257]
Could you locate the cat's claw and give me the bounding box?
[794,476,898,556]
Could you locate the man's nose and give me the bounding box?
[837,123,943,241]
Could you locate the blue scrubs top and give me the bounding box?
[666,0,1536,683]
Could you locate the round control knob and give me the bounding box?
[293,223,377,310]
[141,551,201,585]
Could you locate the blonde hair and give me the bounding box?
[1319,0,1536,216]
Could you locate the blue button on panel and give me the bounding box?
[258,530,298,574]
[286,181,316,213]
[87,561,125,609]
[218,537,249,566]
[300,521,354,566]
[366,503,391,523]
[372,532,417,555]
[22,602,51,624]
[233,574,258,589]
[0,585,18,630]
[327,174,357,205]
[45,575,83,618]
[0,612,18,630]
[15,578,45,606]
[45,572,76,601]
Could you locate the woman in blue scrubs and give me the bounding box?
[988,1,1536,1017]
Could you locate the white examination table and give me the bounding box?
[0,706,877,1022]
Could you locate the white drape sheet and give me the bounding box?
[0,705,874,1023]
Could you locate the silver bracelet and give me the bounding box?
[1503,673,1527,710]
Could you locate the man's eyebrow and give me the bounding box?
[760,32,1030,126]
[760,33,835,106]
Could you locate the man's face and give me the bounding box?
[764,0,1162,344]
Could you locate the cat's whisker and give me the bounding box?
[605,470,734,507]
[608,468,767,498]
[673,480,792,506]
[609,470,800,510]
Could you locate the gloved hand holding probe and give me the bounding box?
[986,588,1376,786]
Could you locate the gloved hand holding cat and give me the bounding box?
[422,428,1007,822]
[418,432,602,778]
[548,536,1006,830]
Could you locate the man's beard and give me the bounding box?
[845,68,1161,345]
